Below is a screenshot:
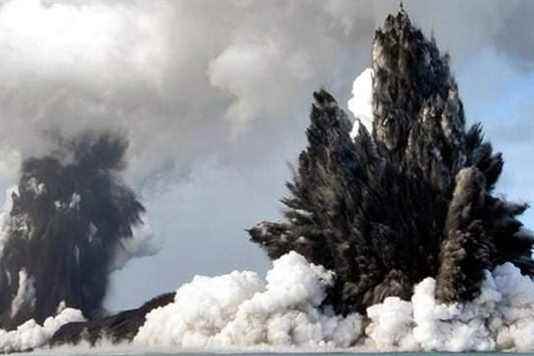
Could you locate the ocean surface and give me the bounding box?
[15,352,533,356]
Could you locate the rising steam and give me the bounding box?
[135,252,362,349]
[0,5,532,355]
[131,252,534,352]
[46,10,534,354]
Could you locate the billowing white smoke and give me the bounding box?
[0,0,170,87]
[348,67,373,137]
[132,68,534,353]
[0,183,157,273]
[111,216,159,272]
[132,251,534,352]
[366,262,534,352]
[134,251,362,350]
[0,308,84,353]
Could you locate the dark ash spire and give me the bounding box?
[248,10,533,313]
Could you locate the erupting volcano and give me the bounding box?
[249,9,534,314]
[0,131,151,331]
[0,7,532,354]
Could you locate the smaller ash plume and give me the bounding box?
[249,10,534,314]
[0,131,149,329]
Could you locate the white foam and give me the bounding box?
[134,251,362,349]
[10,269,36,318]
[0,308,84,353]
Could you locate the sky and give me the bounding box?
[0,0,532,311]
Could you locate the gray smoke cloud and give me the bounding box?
[0,0,531,310]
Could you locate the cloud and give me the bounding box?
[134,252,362,349]
[347,67,373,135]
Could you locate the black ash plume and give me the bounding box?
[0,131,145,329]
[249,11,533,314]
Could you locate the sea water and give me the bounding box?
[15,352,532,356]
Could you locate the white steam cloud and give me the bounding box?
[134,252,362,350]
[110,216,159,272]
[0,308,84,353]
[3,255,534,353]
[208,41,314,134]
[348,67,374,137]
[132,252,534,352]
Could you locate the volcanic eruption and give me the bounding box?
[249,9,534,314]
[25,8,534,353]
[0,131,150,330]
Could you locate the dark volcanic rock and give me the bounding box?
[50,292,175,346]
[248,10,533,313]
[0,131,146,329]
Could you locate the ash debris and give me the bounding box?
[0,131,146,329]
[249,10,533,314]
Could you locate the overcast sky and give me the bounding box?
[0,0,532,311]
